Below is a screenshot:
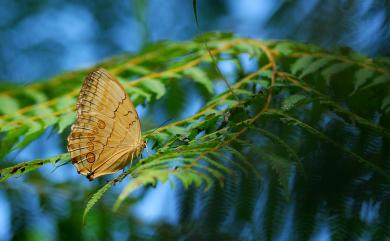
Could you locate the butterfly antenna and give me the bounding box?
[51,160,70,173]
[147,118,173,136]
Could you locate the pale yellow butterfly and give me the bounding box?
[67,68,146,180]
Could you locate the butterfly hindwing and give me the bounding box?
[67,68,144,180]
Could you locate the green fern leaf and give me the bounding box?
[281,94,307,111]
[140,79,166,99]
[299,58,332,78]
[321,63,352,85]
[184,67,214,93]
[291,57,314,75]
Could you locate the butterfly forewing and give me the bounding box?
[67,68,144,180]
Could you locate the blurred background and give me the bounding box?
[0,0,389,241]
[0,0,389,83]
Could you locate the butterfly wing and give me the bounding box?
[67,68,144,180]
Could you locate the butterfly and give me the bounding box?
[67,68,146,180]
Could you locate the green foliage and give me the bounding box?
[1,34,389,239]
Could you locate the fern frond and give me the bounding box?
[266,109,390,180]
[0,153,69,182]
[0,34,388,232]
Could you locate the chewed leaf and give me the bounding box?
[0,153,69,182]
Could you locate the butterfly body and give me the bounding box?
[67,68,145,180]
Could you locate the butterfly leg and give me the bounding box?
[86,172,95,181]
